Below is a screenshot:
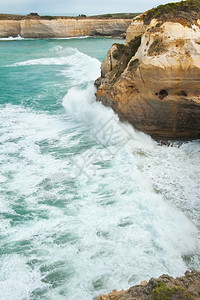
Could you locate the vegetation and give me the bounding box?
[142,0,200,25]
[0,13,57,20]
[128,58,140,71]
[148,38,166,56]
[27,13,39,16]
[111,35,141,78]
[152,282,175,300]
[0,12,138,21]
[90,13,139,19]
[152,282,194,300]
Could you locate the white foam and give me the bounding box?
[8,47,101,87]
[55,35,90,39]
[0,36,90,42]
[0,174,7,183]
[134,139,200,226]
[62,79,200,295]
[60,57,100,84]
[62,84,154,150]
[0,255,44,300]
[1,40,199,300]
[9,48,100,69]
[51,45,64,52]
[0,35,24,41]
[0,101,199,299]
[11,56,76,66]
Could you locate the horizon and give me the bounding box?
[0,0,181,16]
[0,12,140,17]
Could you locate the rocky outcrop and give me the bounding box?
[98,289,127,300]
[0,19,132,38]
[126,18,146,44]
[98,270,200,300]
[0,20,21,37]
[95,2,200,140]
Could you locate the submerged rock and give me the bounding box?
[97,270,200,300]
[95,1,200,140]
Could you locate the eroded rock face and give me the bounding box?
[126,18,146,43]
[0,20,21,37]
[101,44,119,77]
[96,17,200,140]
[0,19,131,38]
[98,270,200,300]
[97,289,127,300]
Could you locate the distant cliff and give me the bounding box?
[95,0,200,140]
[0,18,132,38]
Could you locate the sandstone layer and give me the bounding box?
[0,19,131,38]
[98,270,200,300]
[95,10,200,140]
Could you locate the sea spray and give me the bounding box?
[0,38,199,299]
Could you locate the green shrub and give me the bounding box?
[148,38,166,56]
[152,282,174,300]
[152,282,193,300]
[142,0,200,25]
[110,36,142,80]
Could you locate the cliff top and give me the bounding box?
[90,13,139,19]
[140,0,200,25]
[0,13,138,21]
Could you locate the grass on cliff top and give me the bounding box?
[90,13,139,19]
[0,14,58,20]
[142,0,200,25]
[152,282,194,300]
[0,13,138,21]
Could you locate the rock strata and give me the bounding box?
[0,19,131,38]
[95,1,200,140]
[97,270,200,300]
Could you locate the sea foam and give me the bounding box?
[0,41,199,300]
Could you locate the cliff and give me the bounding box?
[95,0,200,140]
[0,18,132,38]
[98,270,200,300]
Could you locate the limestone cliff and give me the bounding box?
[0,19,131,38]
[95,1,200,140]
[98,270,200,300]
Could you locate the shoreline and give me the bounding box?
[0,35,125,40]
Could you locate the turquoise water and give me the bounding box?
[0,37,200,300]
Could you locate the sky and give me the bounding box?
[0,0,181,16]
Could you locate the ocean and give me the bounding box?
[0,36,199,300]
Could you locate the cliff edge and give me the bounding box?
[95,0,200,140]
